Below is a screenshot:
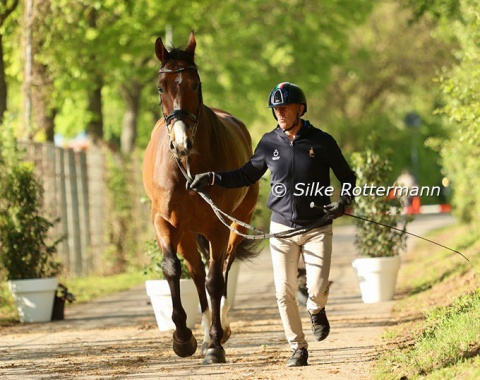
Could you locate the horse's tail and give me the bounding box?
[196,234,210,264]
[236,238,263,262]
[195,234,263,263]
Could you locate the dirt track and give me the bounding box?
[0,214,455,379]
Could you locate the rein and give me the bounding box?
[175,158,333,240]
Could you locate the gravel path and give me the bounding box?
[0,214,455,379]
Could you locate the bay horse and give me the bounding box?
[142,30,260,364]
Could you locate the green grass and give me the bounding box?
[374,223,480,379]
[0,270,147,324]
[61,271,148,303]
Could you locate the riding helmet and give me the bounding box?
[267,82,307,117]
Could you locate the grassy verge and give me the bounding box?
[0,270,147,325]
[373,222,480,379]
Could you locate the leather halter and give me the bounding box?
[158,65,202,149]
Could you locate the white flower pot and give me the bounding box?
[227,260,240,309]
[146,279,199,331]
[8,278,58,323]
[352,256,401,303]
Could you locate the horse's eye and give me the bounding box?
[158,87,164,94]
[192,82,200,92]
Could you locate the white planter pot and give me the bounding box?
[8,278,58,323]
[146,279,199,331]
[352,256,401,303]
[227,260,240,309]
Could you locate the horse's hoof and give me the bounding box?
[221,326,231,344]
[203,347,226,364]
[172,331,197,357]
[201,342,209,356]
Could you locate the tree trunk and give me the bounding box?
[86,82,104,145]
[31,64,57,142]
[31,0,56,142]
[120,81,143,154]
[0,35,7,124]
[85,7,103,145]
[0,0,20,124]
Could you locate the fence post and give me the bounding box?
[55,146,70,268]
[64,149,82,275]
[76,151,90,274]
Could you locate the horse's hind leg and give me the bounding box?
[219,234,242,345]
[154,217,197,357]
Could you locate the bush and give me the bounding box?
[351,148,410,257]
[0,124,62,280]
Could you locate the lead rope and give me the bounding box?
[175,157,333,240]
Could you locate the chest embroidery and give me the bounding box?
[272,149,280,161]
[309,147,315,158]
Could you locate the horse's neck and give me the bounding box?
[198,105,219,141]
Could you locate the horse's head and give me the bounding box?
[155,30,202,159]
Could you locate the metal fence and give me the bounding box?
[21,141,106,276]
[19,141,152,276]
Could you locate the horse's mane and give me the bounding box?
[161,46,197,68]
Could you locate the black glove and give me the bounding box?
[186,172,214,191]
[323,197,351,219]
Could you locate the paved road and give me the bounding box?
[0,214,455,379]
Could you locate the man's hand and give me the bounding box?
[323,197,350,219]
[186,172,214,191]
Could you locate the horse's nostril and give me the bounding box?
[186,140,193,151]
[170,141,175,151]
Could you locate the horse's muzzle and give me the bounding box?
[169,120,194,158]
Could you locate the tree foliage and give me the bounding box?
[315,1,456,196]
[434,0,480,226]
[2,0,374,148]
[0,0,477,228]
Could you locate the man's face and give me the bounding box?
[273,104,303,130]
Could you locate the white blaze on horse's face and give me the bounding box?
[175,73,183,85]
[158,64,200,159]
[172,119,190,156]
[169,73,193,157]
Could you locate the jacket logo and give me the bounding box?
[309,147,315,157]
[273,149,280,161]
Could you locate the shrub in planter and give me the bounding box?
[350,148,412,303]
[0,125,62,322]
[350,148,411,258]
[0,129,62,280]
[0,161,62,279]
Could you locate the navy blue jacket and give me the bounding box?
[214,120,356,227]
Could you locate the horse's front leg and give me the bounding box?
[203,242,228,364]
[155,221,197,357]
[178,232,210,356]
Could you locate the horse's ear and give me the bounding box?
[185,30,196,56]
[155,37,169,63]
